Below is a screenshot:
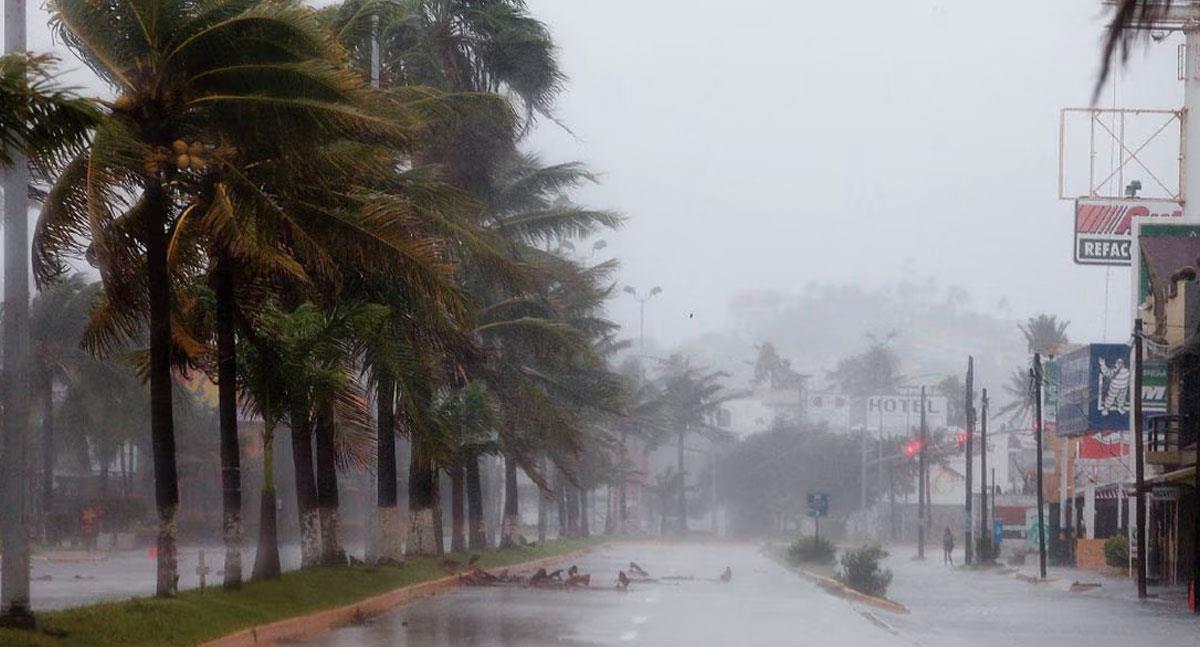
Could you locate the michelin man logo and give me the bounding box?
[1097,358,1130,416]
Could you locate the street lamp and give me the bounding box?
[623,285,662,355]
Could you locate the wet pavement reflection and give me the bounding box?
[304,543,897,647]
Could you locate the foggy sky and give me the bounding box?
[525,0,1180,350]
[4,0,1185,354]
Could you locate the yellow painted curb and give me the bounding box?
[793,567,910,615]
[202,546,601,647]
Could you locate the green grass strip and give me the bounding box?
[0,536,605,647]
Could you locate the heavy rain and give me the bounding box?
[1,0,1200,645]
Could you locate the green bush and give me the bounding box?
[838,544,893,598]
[1104,535,1129,568]
[787,535,836,565]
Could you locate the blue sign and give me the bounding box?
[993,519,1003,547]
[807,492,829,518]
[1089,344,1131,432]
[1056,344,1131,436]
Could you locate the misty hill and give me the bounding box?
[672,277,1031,408]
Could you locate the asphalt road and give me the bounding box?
[303,543,902,647]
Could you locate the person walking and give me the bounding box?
[943,526,955,566]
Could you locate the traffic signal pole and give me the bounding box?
[918,386,927,560]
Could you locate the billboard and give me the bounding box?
[866,394,947,435]
[1055,344,1131,436]
[1074,198,1182,266]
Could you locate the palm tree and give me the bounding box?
[657,356,738,535]
[35,0,441,593]
[0,53,97,167]
[30,275,98,536]
[1019,315,1069,357]
[998,367,1037,426]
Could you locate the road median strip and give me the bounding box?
[0,537,605,647]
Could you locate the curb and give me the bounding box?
[793,567,911,615]
[201,546,601,647]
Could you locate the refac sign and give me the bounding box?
[1074,198,1182,266]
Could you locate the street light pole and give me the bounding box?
[623,285,662,356]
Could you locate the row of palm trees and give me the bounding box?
[0,0,652,615]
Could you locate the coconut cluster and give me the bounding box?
[143,139,213,176]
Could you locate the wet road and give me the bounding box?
[303,543,900,647]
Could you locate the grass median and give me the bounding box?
[0,536,605,647]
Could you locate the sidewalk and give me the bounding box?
[876,544,1200,647]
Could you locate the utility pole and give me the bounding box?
[1134,319,1147,598]
[980,388,990,562]
[918,386,927,559]
[1033,353,1047,580]
[1,0,34,626]
[965,357,975,565]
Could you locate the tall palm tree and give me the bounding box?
[34,0,415,596]
[657,356,738,535]
[1018,314,1070,358]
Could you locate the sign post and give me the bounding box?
[807,492,829,541]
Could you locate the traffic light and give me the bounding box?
[904,439,923,458]
[956,431,968,446]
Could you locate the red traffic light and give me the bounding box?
[904,439,923,458]
[956,431,968,446]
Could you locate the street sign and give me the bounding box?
[807,492,829,518]
[1074,198,1182,266]
[992,519,1004,547]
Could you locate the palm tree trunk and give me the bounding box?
[536,456,547,543]
[618,429,627,534]
[406,436,439,555]
[214,256,242,588]
[500,456,520,547]
[252,424,281,579]
[40,378,54,542]
[432,474,444,554]
[450,465,465,553]
[289,397,319,567]
[556,472,567,539]
[466,455,486,551]
[314,401,343,564]
[146,186,180,598]
[375,376,400,562]
[566,485,578,538]
[677,428,687,535]
[580,488,589,538]
[604,484,614,535]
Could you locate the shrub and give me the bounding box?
[838,544,892,598]
[787,535,836,565]
[1104,535,1129,568]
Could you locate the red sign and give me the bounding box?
[1079,431,1128,460]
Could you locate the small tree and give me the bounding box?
[1104,535,1129,568]
[839,544,893,598]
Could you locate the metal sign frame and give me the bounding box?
[1058,107,1183,202]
